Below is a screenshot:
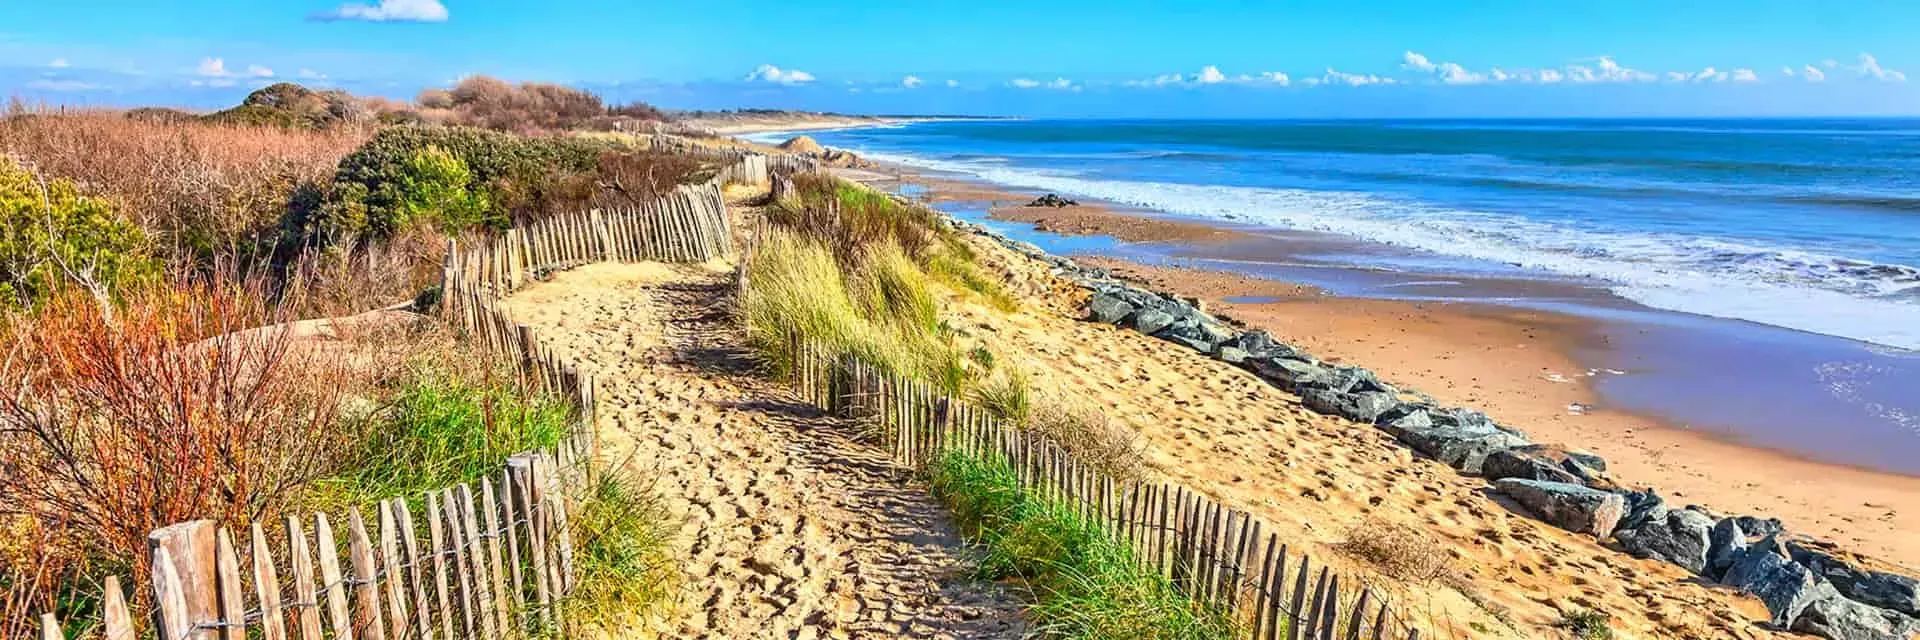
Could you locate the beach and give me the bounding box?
[833,164,1920,573]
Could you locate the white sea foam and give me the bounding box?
[863,149,1920,351]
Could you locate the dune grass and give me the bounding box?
[928,449,1235,640]
[310,370,574,508]
[558,465,679,636]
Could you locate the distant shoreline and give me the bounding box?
[680,113,1005,136]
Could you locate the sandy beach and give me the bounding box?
[888,170,1920,573]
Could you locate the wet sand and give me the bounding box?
[888,170,1920,571]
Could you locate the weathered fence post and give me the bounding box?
[148,520,217,640]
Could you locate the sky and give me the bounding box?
[4,0,1919,118]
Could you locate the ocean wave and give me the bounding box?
[860,149,1920,350]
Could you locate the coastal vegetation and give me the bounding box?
[0,83,689,638]
[928,449,1234,639]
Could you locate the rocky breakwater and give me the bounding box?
[946,217,1920,640]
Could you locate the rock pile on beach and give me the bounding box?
[775,135,871,168]
[1026,193,1078,207]
[930,207,1920,640]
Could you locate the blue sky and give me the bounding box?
[4,0,1919,117]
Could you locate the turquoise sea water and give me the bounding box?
[777,119,1920,351]
[759,119,1920,475]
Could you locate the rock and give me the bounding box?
[1251,357,1330,390]
[1377,406,1434,436]
[1615,508,1714,574]
[1088,293,1135,324]
[777,135,826,154]
[1793,594,1919,640]
[1722,536,1834,627]
[1301,390,1399,423]
[1223,331,1299,360]
[1133,309,1177,335]
[1216,345,1251,365]
[1736,515,1786,539]
[1026,193,1078,208]
[1790,542,1920,617]
[1493,478,1627,538]
[1396,423,1530,474]
[1481,447,1588,485]
[1618,489,1668,533]
[1707,518,1750,580]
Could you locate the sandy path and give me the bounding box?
[502,262,1025,639]
[934,238,1793,640]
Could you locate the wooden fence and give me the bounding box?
[30,154,772,640]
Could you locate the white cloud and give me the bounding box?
[298,68,328,80]
[197,57,230,77]
[945,79,959,88]
[1564,56,1655,83]
[312,0,448,22]
[246,64,275,78]
[1402,51,1436,72]
[48,58,69,68]
[1536,69,1564,83]
[1856,53,1906,82]
[189,78,238,88]
[1010,77,1076,90]
[1322,67,1394,86]
[1195,65,1227,84]
[1730,68,1759,83]
[1254,71,1290,86]
[900,75,922,88]
[745,64,815,85]
[1801,65,1826,82]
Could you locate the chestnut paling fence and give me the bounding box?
[29,156,774,640]
[752,171,1427,640]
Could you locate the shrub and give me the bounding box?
[420,76,668,133]
[306,126,608,242]
[0,157,160,308]
[0,276,354,607]
[1557,609,1614,640]
[0,110,366,269]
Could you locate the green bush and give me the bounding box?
[303,126,610,243]
[0,158,159,308]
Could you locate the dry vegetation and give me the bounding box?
[1335,517,1460,585]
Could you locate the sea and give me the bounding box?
[751,119,1920,475]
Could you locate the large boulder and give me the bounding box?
[1396,422,1531,474]
[1617,489,1668,533]
[1133,308,1177,335]
[1790,542,1920,617]
[1722,536,1834,627]
[1793,595,1920,640]
[1615,508,1715,574]
[1707,518,1750,580]
[1481,447,1588,485]
[1221,331,1300,361]
[1251,356,1332,390]
[1736,515,1786,539]
[1301,389,1399,423]
[1493,478,1627,538]
[1027,193,1078,208]
[1088,292,1135,324]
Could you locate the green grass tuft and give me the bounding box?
[312,373,573,507]
[928,450,1236,640]
[559,465,679,634]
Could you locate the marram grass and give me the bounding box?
[927,450,1237,640]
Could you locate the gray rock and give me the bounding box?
[1301,390,1399,423]
[1618,489,1668,533]
[1793,594,1919,640]
[1133,309,1177,335]
[1163,333,1216,353]
[1396,424,1530,474]
[1493,478,1627,538]
[1722,536,1834,627]
[1215,345,1251,365]
[1089,293,1135,324]
[1707,518,1750,580]
[1481,447,1589,485]
[1251,357,1330,390]
[1791,542,1920,617]
[1615,508,1714,574]
[1736,515,1786,539]
[1224,331,1300,360]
